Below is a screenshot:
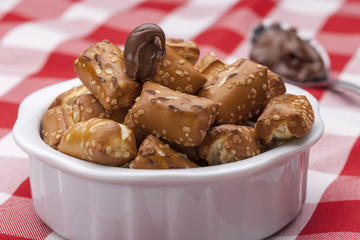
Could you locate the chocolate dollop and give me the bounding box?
[249,23,326,82]
[124,23,166,83]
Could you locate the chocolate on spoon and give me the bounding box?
[249,21,360,95]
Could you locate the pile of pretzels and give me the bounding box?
[41,23,315,169]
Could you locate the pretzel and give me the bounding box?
[72,93,130,124]
[42,85,89,149]
[166,38,200,65]
[251,69,287,121]
[129,81,219,147]
[123,109,147,147]
[74,39,140,111]
[58,118,137,166]
[198,125,263,165]
[255,94,315,145]
[196,52,227,87]
[48,84,89,123]
[41,106,72,149]
[266,69,286,101]
[198,58,268,125]
[152,45,207,94]
[72,93,110,123]
[129,135,199,169]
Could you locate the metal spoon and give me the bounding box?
[249,20,360,95]
[283,77,360,95]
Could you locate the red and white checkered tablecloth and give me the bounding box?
[1,0,360,239]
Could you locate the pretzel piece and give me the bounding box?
[166,38,200,65]
[129,81,219,147]
[255,94,315,145]
[198,125,263,165]
[41,106,72,149]
[74,39,140,111]
[129,135,199,169]
[71,93,130,124]
[152,45,207,94]
[72,93,110,123]
[123,109,147,147]
[198,58,268,125]
[196,52,227,87]
[42,85,89,149]
[266,69,286,101]
[58,118,137,166]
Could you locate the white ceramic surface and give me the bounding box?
[13,79,324,240]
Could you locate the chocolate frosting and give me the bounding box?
[249,23,326,82]
[124,23,166,83]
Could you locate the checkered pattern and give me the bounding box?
[1,0,360,239]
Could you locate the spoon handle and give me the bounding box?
[284,78,360,95]
[332,80,360,95]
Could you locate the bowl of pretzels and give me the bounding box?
[13,23,324,240]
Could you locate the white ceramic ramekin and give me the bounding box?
[13,79,323,240]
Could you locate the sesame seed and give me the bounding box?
[176,70,184,77]
[95,65,101,75]
[239,78,246,85]
[176,87,184,92]
[111,99,117,105]
[137,109,145,115]
[105,64,113,75]
[106,146,112,154]
[183,126,191,133]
